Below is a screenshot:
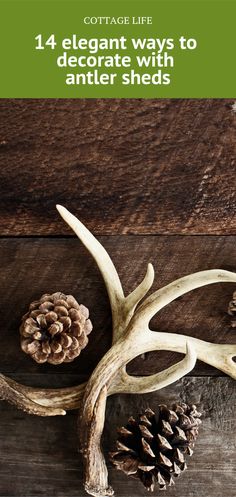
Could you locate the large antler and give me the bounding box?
[0,206,236,497]
[55,207,236,497]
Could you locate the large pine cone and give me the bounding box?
[20,292,92,364]
[110,403,201,492]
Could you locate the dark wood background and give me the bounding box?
[0,99,235,497]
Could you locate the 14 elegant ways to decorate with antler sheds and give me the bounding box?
[0,205,236,497]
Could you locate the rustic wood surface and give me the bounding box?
[0,377,235,497]
[0,99,236,235]
[0,99,235,497]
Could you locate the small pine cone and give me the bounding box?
[228,291,236,328]
[20,292,92,364]
[110,403,202,492]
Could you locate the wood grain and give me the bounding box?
[0,235,235,377]
[0,376,234,497]
[0,98,235,497]
[0,99,236,235]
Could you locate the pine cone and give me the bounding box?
[110,403,201,492]
[228,291,236,327]
[20,292,92,364]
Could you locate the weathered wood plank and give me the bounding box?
[0,236,235,377]
[0,377,234,497]
[0,99,235,235]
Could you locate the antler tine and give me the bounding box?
[57,206,154,342]
[125,263,154,313]
[113,263,154,342]
[56,205,124,338]
[123,331,236,380]
[111,341,197,394]
[0,374,66,416]
[133,269,236,330]
[17,378,87,411]
[193,341,236,379]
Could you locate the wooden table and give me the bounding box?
[0,99,235,497]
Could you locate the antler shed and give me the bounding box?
[0,206,236,497]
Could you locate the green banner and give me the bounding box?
[1,0,236,97]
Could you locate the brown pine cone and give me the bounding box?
[228,291,236,328]
[20,292,92,364]
[110,403,201,492]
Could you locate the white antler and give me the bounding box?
[54,207,236,497]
